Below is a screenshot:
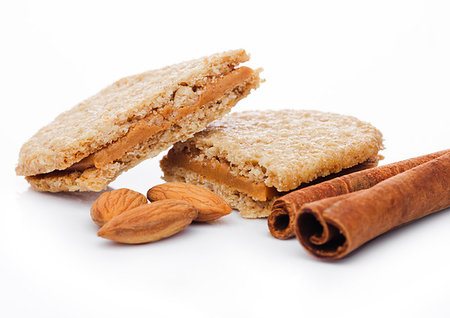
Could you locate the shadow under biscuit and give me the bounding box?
[21,186,115,208]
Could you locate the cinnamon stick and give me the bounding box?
[294,152,450,260]
[268,150,448,239]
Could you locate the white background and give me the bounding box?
[1,1,449,317]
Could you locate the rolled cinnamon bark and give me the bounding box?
[268,150,448,239]
[295,152,450,260]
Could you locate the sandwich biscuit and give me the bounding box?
[16,49,261,192]
[160,110,383,218]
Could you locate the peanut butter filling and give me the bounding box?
[163,151,382,202]
[67,67,254,172]
[164,148,278,202]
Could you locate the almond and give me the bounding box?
[147,182,232,222]
[90,188,148,226]
[97,199,198,244]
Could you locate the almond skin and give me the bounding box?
[147,182,232,222]
[90,188,148,226]
[97,199,198,244]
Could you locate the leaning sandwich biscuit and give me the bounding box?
[16,49,261,192]
[160,110,383,218]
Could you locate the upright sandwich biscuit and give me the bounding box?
[16,49,261,192]
[160,110,383,218]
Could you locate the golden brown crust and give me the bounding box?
[161,109,383,217]
[170,110,384,192]
[16,49,253,177]
[25,73,260,192]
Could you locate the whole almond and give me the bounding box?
[90,188,148,226]
[147,182,232,222]
[97,199,198,244]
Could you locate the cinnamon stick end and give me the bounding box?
[295,208,348,260]
[268,209,295,240]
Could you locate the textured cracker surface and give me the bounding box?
[25,74,260,192]
[166,110,383,192]
[16,49,252,177]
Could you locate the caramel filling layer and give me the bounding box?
[164,149,278,202]
[68,66,254,172]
